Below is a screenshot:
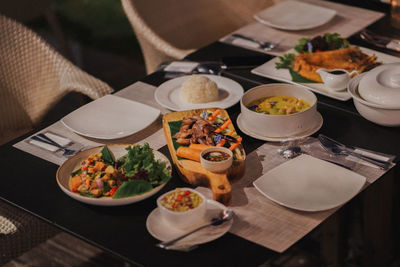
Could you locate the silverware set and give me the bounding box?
[230,33,278,51]
[31,133,81,157]
[317,134,392,170]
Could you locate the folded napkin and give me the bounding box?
[28,132,71,152]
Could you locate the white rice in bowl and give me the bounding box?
[180,75,218,103]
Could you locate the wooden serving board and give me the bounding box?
[162,108,246,206]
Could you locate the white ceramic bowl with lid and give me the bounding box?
[358,63,400,108]
[240,84,318,137]
[347,73,400,126]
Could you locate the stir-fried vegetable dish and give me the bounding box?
[171,109,243,163]
[69,143,171,199]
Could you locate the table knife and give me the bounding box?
[318,134,392,169]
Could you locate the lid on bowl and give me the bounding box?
[358,63,400,107]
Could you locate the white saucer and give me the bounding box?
[146,199,233,247]
[236,112,323,142]
[154,75,244,111]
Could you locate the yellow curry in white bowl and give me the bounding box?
[247,95,311,115]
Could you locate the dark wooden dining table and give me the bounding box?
[1,0,400,266]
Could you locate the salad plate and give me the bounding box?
[154,75,244,111]
[236,112,323,142]
[61,95,160,139]
[253,154,366,212]
[251,48,400,101]
[254,0,336,31]
[56,144,171,206]
[146,199,233,247]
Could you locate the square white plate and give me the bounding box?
[253,154,366,212]
[251,47,400,101]
[61,95,160,139]
[254,0,336,31]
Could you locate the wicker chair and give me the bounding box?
[0,14,113,145]
[121,0,276,73]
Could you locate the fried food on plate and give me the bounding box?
[293,47,380,82]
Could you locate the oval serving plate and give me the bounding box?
[56,144,171,206]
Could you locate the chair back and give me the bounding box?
[0,15,113,144]
[121,0,275,73]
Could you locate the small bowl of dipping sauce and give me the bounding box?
[200,147,233,173]
[157,188,207,230]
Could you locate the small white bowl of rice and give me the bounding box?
[180,75,219,103]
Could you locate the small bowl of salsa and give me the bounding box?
[157,188,207,229]
[200,147,233,173]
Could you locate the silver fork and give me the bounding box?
[31,133,80,157]
[231,33,277,50]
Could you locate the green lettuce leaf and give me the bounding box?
[101,146,114,165]
[289,68,318,83]
[112,180,153,199]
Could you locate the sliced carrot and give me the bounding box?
[177,147,201,162]
[189,144,212,150]
[215,119,232,133]
[229,137,242,151]
[228,130,235,136]
[208,109,221,121]
[217,139,226,147]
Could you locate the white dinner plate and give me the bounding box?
[146,199,233,247]
[251,47,400,101]
[236,112,323,142]
[56,144,171,206]
[61,95,160,139]
[154,75,244,111]
[253,154,366,212]
[254,0,336,31]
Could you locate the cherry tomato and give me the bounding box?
[109,186,118,197]
[185,190,190,195]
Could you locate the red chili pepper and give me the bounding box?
[177,194,183,201]
[72,188,78,193]
[185,190,190,195]
[172,203,177,208]
[109,186,118,196]
[82,166,88,170]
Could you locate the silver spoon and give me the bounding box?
[280,146,351,170]
[156,209,234,250]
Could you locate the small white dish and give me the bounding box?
[200,147,233,173]
[61,95,160,139]
[56,144,171,206]
[251,47,400,101]
[157,188,207,230]
[358,63,400,107]
[154,75,244,111]
[316,68,358,91]
[236,112,323,142]
[254,0,336,31]
[253,154,366,212]
[147,199,233,247]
